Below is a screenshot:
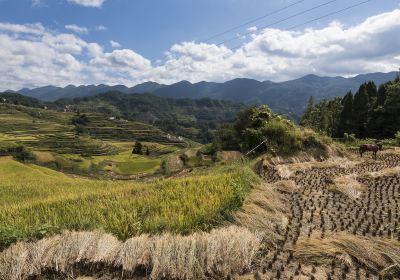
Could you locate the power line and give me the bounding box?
[229,0,374,50]
[287,0,373,30]
[201,0,306,43]
[216,0,337,47]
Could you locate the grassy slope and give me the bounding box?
[0,103,186,177]
[0,157,259,249]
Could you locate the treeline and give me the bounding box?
[301,76,400,139]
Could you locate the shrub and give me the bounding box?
[395,131,400,146]
[343,132,357,144]
[215,105,311,156]
[0,143,36,162]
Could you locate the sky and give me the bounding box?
[0,0,399,90]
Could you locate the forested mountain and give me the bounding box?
[301,76,400,139]
[55,92,244,143]
[0,92,45,108]
[13,72,397,120]
[0,91,243,143]
[14,83,165,101]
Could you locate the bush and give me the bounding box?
[261,119,302,155]
[214,106,307,156]
[396,131,400,146]
[0,143,36,162]
[344,133,357,144]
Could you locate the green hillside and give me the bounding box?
[0,102,187,177]
[55,92,243,143]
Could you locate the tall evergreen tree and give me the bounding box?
[353,86,369,137]
[382,81,400,137]
[376,84,388,107]
[300,96,314,126]
[337,91,354,137]
[366,81,377,103]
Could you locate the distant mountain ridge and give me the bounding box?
[10,71,398,119]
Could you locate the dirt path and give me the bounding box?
[255,151,400,279]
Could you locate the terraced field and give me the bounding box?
[254,150,400,280]
[0,103,187,176]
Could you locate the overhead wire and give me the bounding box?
[201,0,306,43]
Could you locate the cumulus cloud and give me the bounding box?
[0,9,399,90]
[67,0,105,8]
[152,9,400,83]
[110,40,121,49]
[65,24,89,34]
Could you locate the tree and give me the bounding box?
[216,105,301,155]
[352,86,369,137]
[71,114,90,126]
[302,77,400,140]
[365,81,377,103]
[337,91,354,137]
[382,81,400,137]
[132,141,143,155]
[376,84,388,107]
[301,96,314,123]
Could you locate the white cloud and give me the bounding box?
[247,26,257,33]
[67,0,105,8]
[150,9,400,83]
[65,24,89,34]
[31,0,47,7]
[0,9,399,91]
[110,40,121,49]
[96,25,107,31]
[0,22,45,35]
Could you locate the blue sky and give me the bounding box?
[0,0,399,89]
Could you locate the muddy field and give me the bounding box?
[255,150,400,280]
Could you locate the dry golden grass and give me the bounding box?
[312,156,359,169]
[366,166,400,178]
[0,226,260,280]
[294,232,400,277]
[269,154,358,179]
[274,162,312,179]
[32,151,55,163]
[328,173,366,200]
[273,180,299,194]
[233,183,287,233]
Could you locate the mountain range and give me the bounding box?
[9,71,398,119]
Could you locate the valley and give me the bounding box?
[1,76,400,279]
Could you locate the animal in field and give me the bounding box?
[359,143,383,159]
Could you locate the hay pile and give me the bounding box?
[366,166,400,178]
[234,183,287,233]
[0,226,260,280]
[329,173,366,200]
[294,233,400,277]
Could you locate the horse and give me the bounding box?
[359,143,383,160]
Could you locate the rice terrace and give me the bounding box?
[1,0,400,279]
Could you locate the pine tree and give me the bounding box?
[366,81,377,103]
[376,84,388,107]
[353,86,369,137]
[382,81,400,137]
[337,91,354,137]
[300,96,314,127]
